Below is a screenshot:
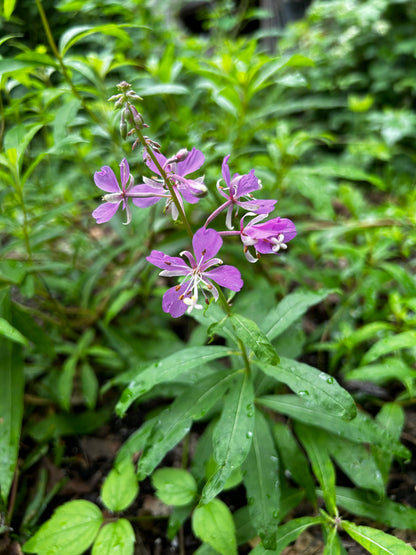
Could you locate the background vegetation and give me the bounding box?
[1,0,415,553]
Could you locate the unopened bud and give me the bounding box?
[175,148,188,162]
[120,121,127,140]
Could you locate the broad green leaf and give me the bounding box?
[374,403,405,484]
[92,519,134,555]
[0,58,38,77]
[0,316,28,345]
[342,521,415,555]
[258,395,410,459]
[23,500,103,555]
[116,346,232,416]
[295,423,337,516]
[361,331,416,365]
[138,83,189,96]
[251,516,325,554]
[0,260,26,285]
[345,358,416,386]
[0,290,24,503]
[115,419,155,466]
[262,290,332,341]
[101,457,138,512]
[332,487,416,530]
[152,468,197,506]
[4,123,43,173]
[3,0,17,19]
[27,410,110,442]
[273,422,316,502]
[202,372,255,503]
[328,436,385,496]
[137,370,237,479]
[58,356,77,411]
[59,24,137,56]
[257,357,356,419]
[230,313,279,365]
[192,499,237,555]
[81,362,99,409]
[242,409,280,549]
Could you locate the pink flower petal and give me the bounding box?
[146,250,189,273]
[176,148,204,176]
[92,201,120,223]
[94,166,120,193]
[162,282,190,318]
[221,155,232,188]
[192,228,223,261]
[205,265,243,291]
[119,158,130,188]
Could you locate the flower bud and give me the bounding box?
[120,121,127,140]
[175,148,188,162]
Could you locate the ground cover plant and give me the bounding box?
[1,0,416,553]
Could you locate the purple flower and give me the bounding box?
[215,155,277,229]
[240,215,297,262]
[134,148,206,220]
[146,227,243,318]
[92,158,145,225]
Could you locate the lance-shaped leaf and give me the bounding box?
[331,487,416,530]
[341,521,416,555]
[361,330,416,366]
[137,370,237,479]
[258,395,410,459]
[273,422,316,502]
[242,409,280,549]
[0,290,24,504]
[373,403,405,485]
[202,372,255,503]
[116,346,232,416]
[230,313,279,364]
[251,516,325,554]
[295,423,337,516]
[262,289,333,341]
[257,357,356,419]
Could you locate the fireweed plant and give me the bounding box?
[24,82,414,555]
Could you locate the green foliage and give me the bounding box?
[1,0,415,553]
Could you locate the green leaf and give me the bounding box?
[3,0,17,19]
[273,422,316,502]
[23,500,103,555]
[295,423,337,516]
[345,358,416,386]
[361,331,416,365]
[328,436,385,496]
[230,313,279,365]
[101,458,138,512]
[252,516,325,554]
[4,123,43,173]
[332,487,416,530]
[0,316,28,345]
[374,403,405,484]
[115,419,155,466]
[202,372,255,503]
[137,370,237,479]
[59,24,136,56]
[242,409,280,549]
[262,290,332,341]
[91,519,135,555]
[116,346,232,416]
[27,410,110,442]
[58,356,77,411]
[81,362,99,409]
[137,83,189,96]
[341,521,415,555]
[257,357,356,419]
[152,468,197,506]
[0,290,24,503]
[192,499,237,555]
[258,395,410,459]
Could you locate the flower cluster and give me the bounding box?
[92,83,296,317]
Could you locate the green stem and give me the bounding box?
[129,115,193,239]
[216,288,251,373]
